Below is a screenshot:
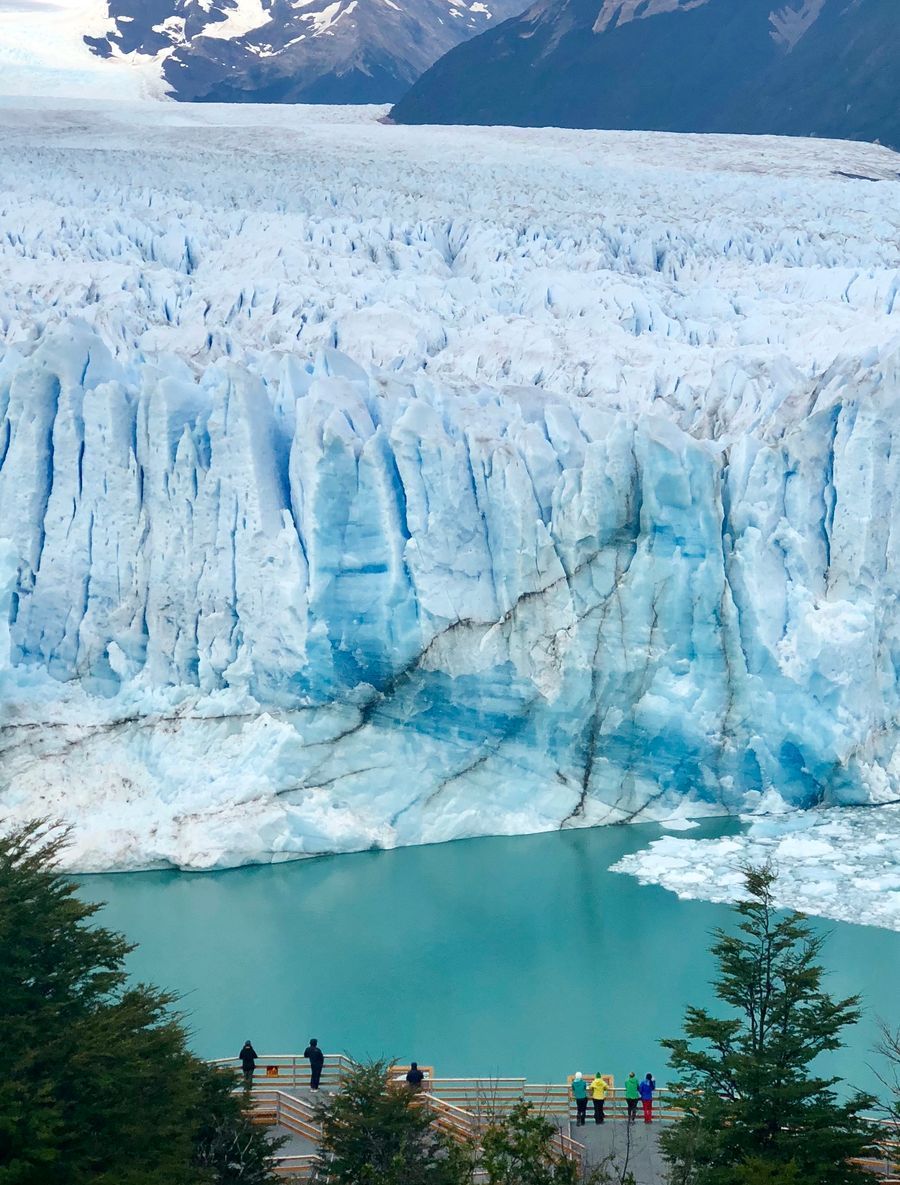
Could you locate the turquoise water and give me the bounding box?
[80,823,900,1096]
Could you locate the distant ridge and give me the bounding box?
[85,0,529,103]
[390,0,900,149]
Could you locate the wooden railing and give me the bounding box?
[270,1154,317,1180]
[418,1091,583,1162]
[217,1055,677,1125]
[420,1093,480,1144]
[249,1089,321,1143]
[212,1052,355,1093]
[852,1120,900,1182]
[218,1056,900,1185]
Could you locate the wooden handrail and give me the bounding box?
[248,1089,322,1143]
[272,1154,317,1180]
[224,1056,900,1185]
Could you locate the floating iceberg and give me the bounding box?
[1,103,899,886]
[611,805,900,930]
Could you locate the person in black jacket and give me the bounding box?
[304,1038,325,1090]
[405,1062,425,1090]
[238,1040,258,1089]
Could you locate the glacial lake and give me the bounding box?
[81,822,900,1096]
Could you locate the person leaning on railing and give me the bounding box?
[571,1072,588,1125]
[238,1040,258,1090]
[589,1072,608,1124]
[624,1071,640,1122]
[638,1073,656,1123]
[304,1038,325,1090]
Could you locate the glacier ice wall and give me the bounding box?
[1,104,899,871]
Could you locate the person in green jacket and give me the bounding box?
[571,1071,588,1126]
[624,1071,640,1122]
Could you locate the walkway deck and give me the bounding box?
[577,1121,667,1183]
[221,1054,899,1184]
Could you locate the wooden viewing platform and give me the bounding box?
[212,1053,900,1184]
[212,1053,683,1123]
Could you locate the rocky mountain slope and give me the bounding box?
[390,0,900,148]
[85,0,527,102]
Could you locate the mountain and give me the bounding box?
[84,0,528,103]
[390,0,900,149]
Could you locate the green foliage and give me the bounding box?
[313,1059,472,1185]
[730,1159,801,1185]
[480,1102,624,1185]
[876,1022,900,1125]
[480,1101,578,1185]
[0,821,280,1185]
[660,864,878,1185]
[191,1062,285,1185]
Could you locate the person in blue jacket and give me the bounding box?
[638,1072,656,1123]
[571,1072,588,1125]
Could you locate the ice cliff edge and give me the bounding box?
[2,322,899,870]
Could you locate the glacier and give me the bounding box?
[1,103,900,898]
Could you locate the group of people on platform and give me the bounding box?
[238,1039,325,1090]
[237,1042,656,1127]
[571,1071,656,1125]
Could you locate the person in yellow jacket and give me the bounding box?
[589,1072,608,1124]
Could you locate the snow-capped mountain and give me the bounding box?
[85,0,527,102]
[2,103,900,894]
[391,0,900,148]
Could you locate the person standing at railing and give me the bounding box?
[638,1073,656,1123]
[571,1072,588,1126]
[406,1063,425,1090]
[304,1038,325,1091]
[624,1071,640,1122]
[589,1072,608,1124]
[238,1040,258,1090]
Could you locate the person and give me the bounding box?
[571,1072,588,1126]
[639,1072,656,1123]
[624,1071,639,1122]
[238,1040,258,1089]
[406,1062,425,1089]
[589,1072,608,1124]
[304,1038,325,1091]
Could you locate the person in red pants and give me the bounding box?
[638,1073,656,1122]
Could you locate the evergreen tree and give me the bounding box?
[191,1062,284,1185]
[313,1059,472,1185]
[660,864,877,1185]
[0,821,279,1185]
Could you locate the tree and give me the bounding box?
[875,1021,900,1125]
[191,1062,284,1185]
[0,820,280,1185]
[660,864,877,1185]
[312,1059,472,1185]
[480,1100,579,1185]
